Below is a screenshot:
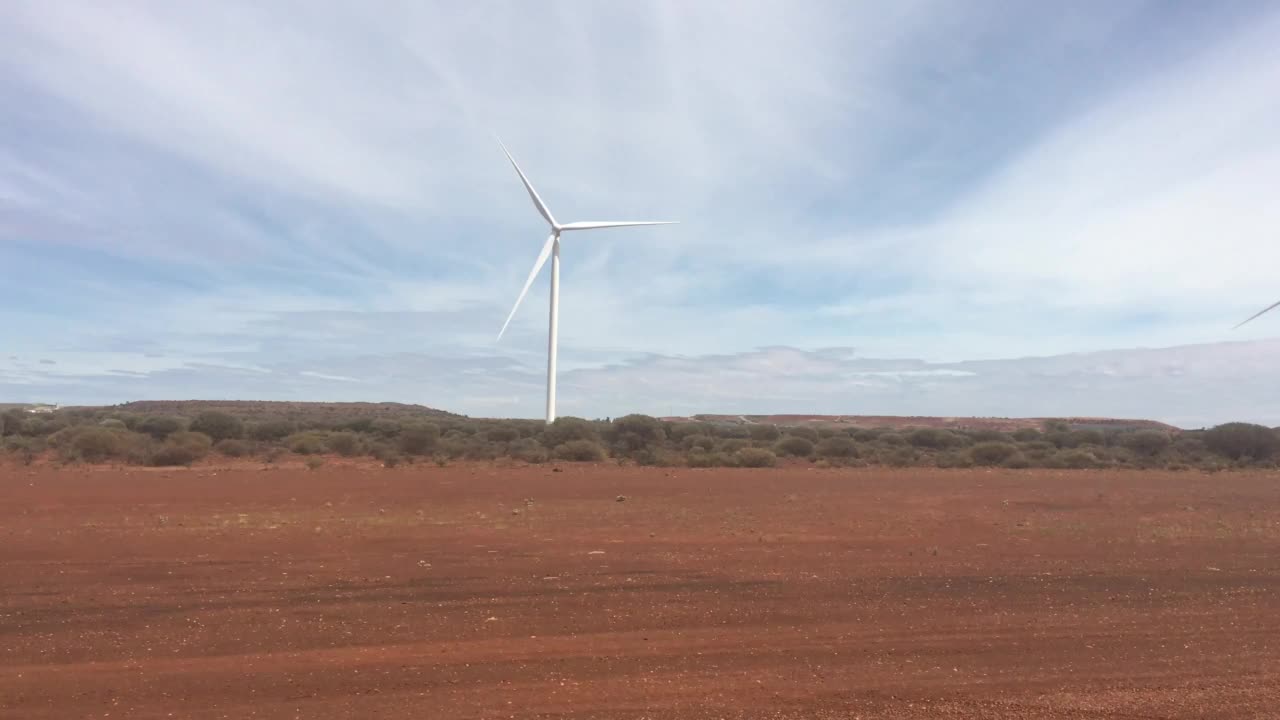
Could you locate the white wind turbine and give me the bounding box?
[494,138,677,424]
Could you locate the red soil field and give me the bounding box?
[2,461,1278,718]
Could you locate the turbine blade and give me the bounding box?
[1234,299,1280,329]
[496,136,557,228]
[497,233,556,341]
[558,221,679,231]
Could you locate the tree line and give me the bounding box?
[2,407,1278,471]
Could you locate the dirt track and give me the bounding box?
[2,462,1278,718]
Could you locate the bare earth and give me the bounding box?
[2,461,1277,718]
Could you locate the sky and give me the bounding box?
[2,1,1279,428]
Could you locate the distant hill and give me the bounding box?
[663,414,1181,433]
[75,400,462,423]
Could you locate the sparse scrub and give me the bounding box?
[748,425,781,443]
[909,428,963,449]
[398,422,441,456]
[541,417,601,448]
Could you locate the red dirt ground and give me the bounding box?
[2,461,1278,718]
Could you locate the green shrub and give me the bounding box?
[735,447,777,468]
[70,427,126,462]
[775,436,815,457]
[1120,430,1172,457]
[189,411,244,442]
[485,425,520,443]
[214,439,251,457]
[787,426,819,442]
[149,431,212,466]
[719,439,750,454]
[508,437,550,464]
[326,431,363,457]
[908,428,962,449]
[609,414,667,456]
[1011,428,1043,442]
[248,419,297,442]
[99,418,128,430]
[748,425,781,443]
[1003,453,1031,469]
[969,442,1019,467]
[878,433,907,447]
[936,451,974,469]
[138,415,185,439]
[287,431,328,455]
[553,440,606,462]
[816,436,859,458]
[1203,422,1278,461]
[306,456,326,470]
[398,422,441,456]
[681,434,717,452]
[1051,449,1099,469]
[884,446,918,467]
[541,417,600,447]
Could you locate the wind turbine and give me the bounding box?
[1234,300,1280,329]
[494,138,677,424]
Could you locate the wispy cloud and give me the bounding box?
[1,1,1278,421]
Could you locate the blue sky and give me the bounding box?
[2,1,1279,427]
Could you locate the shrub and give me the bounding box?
[4,436,43,464]
[287,432,328,455]
[969,442,1019,467]
[1051,449,1099,469]
[1,410,27,436]
[508,437,550,464]
[326,431,363,457]
[1011,428,1042,442]
[553,440,606,462]
[775,436,815,457]
[635,448,682,467]
[878,433,907,446]
[150,432,212,466]
[99,418,128,430]
[485,425,520,443]
[968,430,1012,443]
[70,427,126,462]
[138,415,185,440]
[936,451,974,469]
[908,428,962,449]
[306,456,326,470]
[787,426,819,442]
[541,417,600,447]
[748,425,781,443]
[816,436,859,458]
[719,439,750,454]
[189,411,244,442]
[681,434,717,452]
[214,439,251,457]
[884,447,918,467]
[1203,422,1278,461]
[735,447,777,468]
[609,414,667,456]
[369,418,402,439]
[1003,453,1032,469]
[244,419,295,442]
[398,422,441,456]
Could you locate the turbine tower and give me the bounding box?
[1235,300,1280,329]
[494,138,677,424]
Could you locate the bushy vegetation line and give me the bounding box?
[1,408,1277,471]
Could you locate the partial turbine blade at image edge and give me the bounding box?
[1234,299,1280,329]
[497,234,556,341]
